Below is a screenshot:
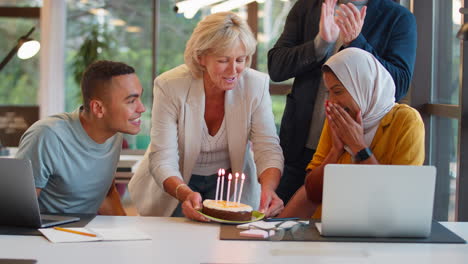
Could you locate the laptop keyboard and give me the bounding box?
[39,214,80,228]
[40,218,57,224]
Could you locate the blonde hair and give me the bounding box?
[184,12,257,79]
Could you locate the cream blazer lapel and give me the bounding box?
[182,77,248,179]
[182,77,204,182]
[225,83,248,173]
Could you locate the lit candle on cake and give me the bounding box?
[220,169,225,202]
[226,173,232,204]
[233,172,239,204]
[215,169,222,201]
[237,173,245,203]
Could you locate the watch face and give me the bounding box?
[356,147,372,162]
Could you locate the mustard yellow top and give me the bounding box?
[307,104,425,218]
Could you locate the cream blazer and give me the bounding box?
[128,65,284,216]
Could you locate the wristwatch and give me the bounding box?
[354,147,373,162]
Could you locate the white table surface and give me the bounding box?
[0,217,467,264]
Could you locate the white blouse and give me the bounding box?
[192,118,230,176]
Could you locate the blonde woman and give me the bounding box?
[129,12,284,221]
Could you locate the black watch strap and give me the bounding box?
[355,147,373,162]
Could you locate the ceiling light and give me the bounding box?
[17,40,40,60]
[89,8,109,16]
[211,0,256,13]
[126,26,142,33]
[110,19,126,26]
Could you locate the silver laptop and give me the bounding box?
[0,158,79,228]
[318,164,436,238]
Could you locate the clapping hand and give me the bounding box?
[319,0,340,43]
[335,3,367,46]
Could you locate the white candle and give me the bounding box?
[220,171,225,201]
[215,168,222,201]
[233,172,239,204]
[237,173,245,204]
[226,173,232,204]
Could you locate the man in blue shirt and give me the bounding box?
[16,60,146,214]
[268,0,417,204]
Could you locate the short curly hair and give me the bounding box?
[80,60,135,112]
[184,12,257,79]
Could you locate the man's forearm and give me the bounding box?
[98,184,126,216]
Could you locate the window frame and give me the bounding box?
[412,0,468,221]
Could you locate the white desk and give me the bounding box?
[0,217,467,264]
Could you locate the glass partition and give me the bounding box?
[65,0,153,149]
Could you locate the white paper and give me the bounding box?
[315,222,322,234]
[39,227,151,243]
[90,228,151,241]
[237,220,309,230]
[239,229,274,238]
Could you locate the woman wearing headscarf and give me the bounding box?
[129,12,284,221]
[279,47,424,218]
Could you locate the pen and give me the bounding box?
[264,217,300,222]
[53,227,97,237]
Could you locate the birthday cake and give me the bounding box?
[202,199,253,221]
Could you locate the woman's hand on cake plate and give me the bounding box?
[259,187,284,217]
[258,168,284,217]
[181,192,210,222]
